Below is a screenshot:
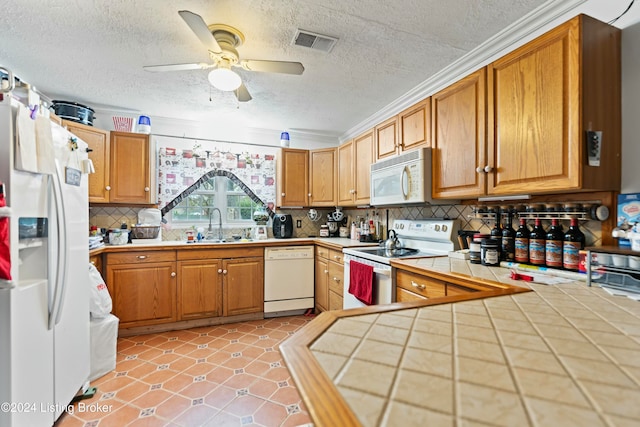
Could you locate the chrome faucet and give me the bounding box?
[207,207,223,241]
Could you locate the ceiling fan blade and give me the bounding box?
[239,60,304,75]
[178,10,222,54]
[235,83,252,102]
[143,62,211,72]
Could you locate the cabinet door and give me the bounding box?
[487,20,580,195]
[337,141,355,205]
[374,116,398,160]
[277,148,309,207]
[109,132,151,203]
[399,98,431,152]
[432,68,486,198]
[90,254,103,277]
[106,262,176,328]
[309,147,337,206]
[353,130,373,205]
[314,258,329,312]
[223,257,264,317]
[178,259,223,320]
[64,121,110,203]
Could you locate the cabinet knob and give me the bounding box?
[223,269,228,275]
[144,187,150,192]
[411,280,426,290]
[281,192,285,197]
[350,189,356,194]
[324,269,328,274]
[218,269,223,274]
[170,272,176,277]
[484,165,493,173]
[333,277,341,283]
[136,255,147,260]
[105,185,111,191]
[90,261,96,265]
[308,193,312,197]
[334,255,341,261]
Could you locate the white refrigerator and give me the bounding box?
[0,92,90,426]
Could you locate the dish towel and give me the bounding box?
[349,261,374,305]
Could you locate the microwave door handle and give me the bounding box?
[401,166,409,199]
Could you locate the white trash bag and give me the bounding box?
[88,263,112,318]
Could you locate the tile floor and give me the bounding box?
[55,316,314,427]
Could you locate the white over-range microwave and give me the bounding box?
[370,147,445,206]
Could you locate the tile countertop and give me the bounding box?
[280,257,640,427]
[90,236,377,255]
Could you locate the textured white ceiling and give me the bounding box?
[0,0,638,143]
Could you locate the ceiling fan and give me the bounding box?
[144,10,305,102]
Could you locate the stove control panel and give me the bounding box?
[393,219,459,242]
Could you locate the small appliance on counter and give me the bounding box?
[326,208,347,237]
[273,214,293,238]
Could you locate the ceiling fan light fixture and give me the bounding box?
[208,66,241,91]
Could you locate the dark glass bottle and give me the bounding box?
[490,211,503,259]
[529,219,546,266]
[545,218,564,268]
[563,218,586,271]
[501,212,516,262]
[514,218,530,264]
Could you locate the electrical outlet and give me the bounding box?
[296,219,302,228]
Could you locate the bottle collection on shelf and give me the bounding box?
[470,207,586,271]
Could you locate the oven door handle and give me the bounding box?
[346,259,391,277]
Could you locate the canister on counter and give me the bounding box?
[481,238,500,266]
[320,225,329,237]
[469,241,482,264]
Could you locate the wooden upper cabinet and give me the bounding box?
[374,116,398,161]
[353,130,373,205]
[309,147,337,207]
[487,14,621,195]
[277,148,309,207]
[63,121,110,203]
[399,98,431,152]
[432,68,487,199]
[337,130,373,206]
[109,132,152,204]
[337,140,354,206]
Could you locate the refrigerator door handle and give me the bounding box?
[48,164,69,329]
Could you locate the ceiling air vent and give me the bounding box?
[293,29,338,53]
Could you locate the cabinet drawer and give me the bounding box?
[315,246,330,259]
[107,250,176,265]
[329,290,343,311]
[396,287,427,302]
[328,261,344,296]
[329,249,344,264]
[396,270,446,299]
[447,283,477,296]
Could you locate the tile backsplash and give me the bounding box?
[89,203,602,246]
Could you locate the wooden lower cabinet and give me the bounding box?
[314,253,329,312]
[106,255,177,328]
[105,248,264,330]
[328,255,344,310]
[315,246,345,312]
[177,259,223,320]
[395,269,477,302]
[90,253,103,276]
[223,257,264,317]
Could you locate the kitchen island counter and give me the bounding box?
[281,257,640,427]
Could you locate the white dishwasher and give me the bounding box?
[264,246,315,317]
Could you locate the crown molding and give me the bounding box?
[341,0,587,143]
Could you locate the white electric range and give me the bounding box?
[342,219,460,309]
